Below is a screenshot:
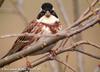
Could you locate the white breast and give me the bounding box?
[36,15,59,24]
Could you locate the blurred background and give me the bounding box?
[0,0,100,72]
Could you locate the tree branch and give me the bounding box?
[0,32,57,39]
[67,8,100,29]
[18,40,100,72]
[79,0,99,19]
[0,13,99,68]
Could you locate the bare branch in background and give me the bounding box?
[56,0,71,25]
[79,0,99,19]
[55,58,76,72]
[67,8,100,29]
[10,0,28,25]
[68,0,99,29]
[0,0,4,7]
[16,0,23,11]
[0,0,28,25]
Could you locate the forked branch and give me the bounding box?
[0,14,99,68]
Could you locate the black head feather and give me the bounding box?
[41,2,53,11]
[37,2,58,19]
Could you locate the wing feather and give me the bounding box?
[1,21,38,58]
[1,21,61,59]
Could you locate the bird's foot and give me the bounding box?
[26,60,32,68]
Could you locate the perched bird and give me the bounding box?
[1,2,62,67]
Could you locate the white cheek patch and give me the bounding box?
[37,15,59,24]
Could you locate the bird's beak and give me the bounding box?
[45,11,51,18]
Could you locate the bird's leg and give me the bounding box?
[25,56,32,68]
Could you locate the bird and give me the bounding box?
[1,2,62,67]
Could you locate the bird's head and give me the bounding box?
[37,2,58,19]
[41,2,53,18]
[37,2,59,24]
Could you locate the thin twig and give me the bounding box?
[55,58,76,72]
[79,0,99,19]
[70,0,99,28]
[63,54,69,72]
[59,41,100,59]
[75,49,100,59]
[18,40,100,72]
[67,7,99,29]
